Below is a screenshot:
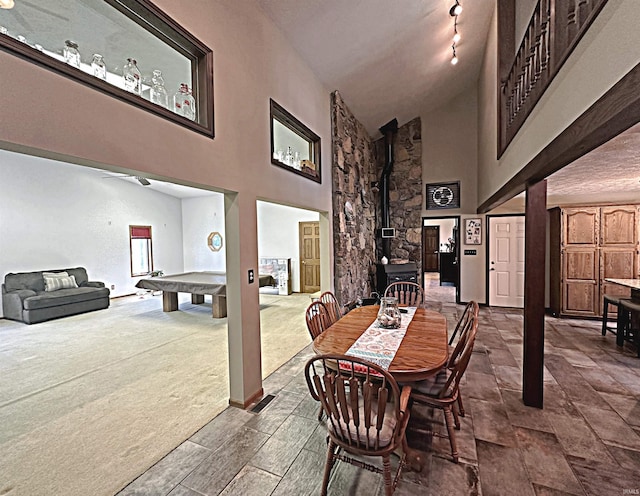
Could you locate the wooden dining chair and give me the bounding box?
[384,281,424,307]
[319,291,343,325]
[305,354,412,496]
[447,301,479,418]
[407,314,478,463]
[305,301,332,340]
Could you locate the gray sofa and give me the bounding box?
[2,267,110,324]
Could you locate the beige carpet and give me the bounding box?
[0,291,311,496]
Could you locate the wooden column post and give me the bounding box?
[523,180,547,408]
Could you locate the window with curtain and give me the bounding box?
[130,225,153,276]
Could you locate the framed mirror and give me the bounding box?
[207,231,223,252]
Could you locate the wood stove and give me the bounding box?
[376,262,419,295]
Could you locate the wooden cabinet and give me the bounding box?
[439,252,458,285]
[550,205,638,317]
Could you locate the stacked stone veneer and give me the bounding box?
[331,91,378,306]
[331,91,423,305]
[375,117,423,274]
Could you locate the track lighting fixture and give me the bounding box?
[449,1,461,66]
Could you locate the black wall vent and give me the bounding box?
[426,181,460,210]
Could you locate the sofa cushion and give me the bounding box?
[65,268,89,287]
[42,271,69,278]
[44,275,78,292]
[23,287,110,310]
[4,271,46,292]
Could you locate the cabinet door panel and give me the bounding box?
[601,206,637,246]
[563,249,597,280]
[563,281,598,316]
[562,208,598,246]
[600,249,636,280]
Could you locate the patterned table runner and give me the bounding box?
[345,307,417,370]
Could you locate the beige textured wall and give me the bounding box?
[0,0,332,405]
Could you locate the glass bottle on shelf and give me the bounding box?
[122,58,142,95]
[63,40,81,69]
[284,146,293,166]
[91,54,107,80]
[173,83,196,121]
[293,151,301,170]
[149,69,168,109]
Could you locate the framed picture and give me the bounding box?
[464,218,482,245]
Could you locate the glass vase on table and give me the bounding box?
[377,297,401,329]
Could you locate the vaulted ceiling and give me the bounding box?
[256,0,495,136]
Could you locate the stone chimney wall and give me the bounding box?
[330,91,378,306]
[375,117,423,274]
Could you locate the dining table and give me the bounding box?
[312,304,449,471]
[604,278,640,346]
[605,278,640,301]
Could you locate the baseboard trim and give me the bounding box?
[229,387,264,410]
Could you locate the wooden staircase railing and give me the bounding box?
[499,0,608,156]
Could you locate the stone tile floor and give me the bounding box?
[119,303,640,495]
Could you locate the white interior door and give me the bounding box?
[489,216,525,307]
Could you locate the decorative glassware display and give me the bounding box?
[149,69,168,108]
[377,297,401,329]
[284,146,293,166]
[123,57,142,95]
[90,53,107,80]
[63,40,81,68]
[173,83,196,121]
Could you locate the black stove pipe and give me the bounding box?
[379,118,398,259]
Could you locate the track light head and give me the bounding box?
[449,2,462,16]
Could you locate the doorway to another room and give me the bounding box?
[422,217,459,304]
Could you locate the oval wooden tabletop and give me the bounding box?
[312,305,449,382]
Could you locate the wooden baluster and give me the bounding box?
[578,0,589,27]
[524,27,531,98]
[567,0,578,46]
[540,0,550,78]
[532,5,542,87]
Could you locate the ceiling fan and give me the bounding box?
[102,174,151,186]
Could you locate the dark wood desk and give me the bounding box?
[313,305,449,382]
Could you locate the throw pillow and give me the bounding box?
[44,275,78,292]
[42,271,69,278]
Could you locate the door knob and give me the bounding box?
[302,260,306,264]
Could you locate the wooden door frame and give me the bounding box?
[485,213,526,307]
[422,215,461,304]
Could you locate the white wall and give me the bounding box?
[421,88,482,302]
[182,195,226,272]
[459,214,487,304]
[421,89,478,217]
[0,150,186,316]
[256,201,319,292]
